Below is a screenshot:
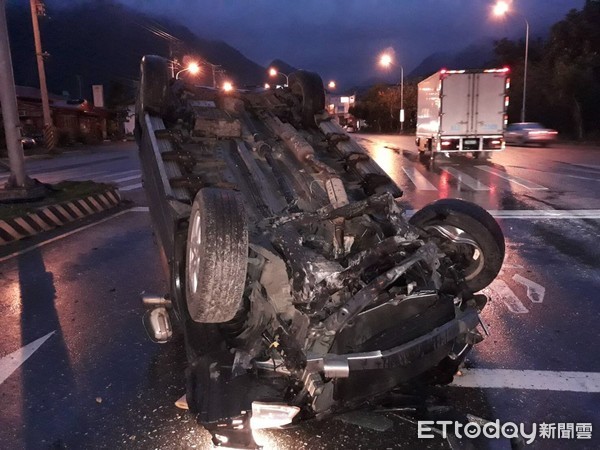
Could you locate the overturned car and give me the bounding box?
[135,55,505,448]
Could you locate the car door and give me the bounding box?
[504,124,520,143]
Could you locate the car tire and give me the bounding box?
[139,55,171,117]
[288,70,326,128]
[186,188,248,323]
[409,199,505,293]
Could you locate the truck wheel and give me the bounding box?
[288,70,325,128]
[409,199,504,293]
[139,55,171,117]
[186,188,248,323]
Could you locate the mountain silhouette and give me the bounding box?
[6,1,268,100]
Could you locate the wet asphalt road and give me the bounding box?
[0,137,599,449]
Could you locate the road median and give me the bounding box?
[0,181,121,245]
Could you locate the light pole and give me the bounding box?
[493,1,529,122]
[268,67,289,87]
[379,53,404,132]
[175,62,200,80]
[0,0,27,187]
[0,0,47,200]
[29,0,56,151]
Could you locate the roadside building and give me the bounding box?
[0,85,122,148]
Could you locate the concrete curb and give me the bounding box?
[0,188,121,245]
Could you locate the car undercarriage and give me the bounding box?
[135,55,505,449]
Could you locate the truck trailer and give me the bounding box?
[416,68,510,158]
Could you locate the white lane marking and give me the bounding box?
[487,209,600,219]
[405,209,600,219]
[563,174,600,182]
[31,169,109,183]
[0,331,55,385]
[119,182,143,192]
[513,274,545,303]
[487,279,529,314]
[61,170,110,181]
[579,164,600,170]
[130,206,150,212]
[442,167,490,191]
[475,165,549,190]
[401,167,437,190]
[452,369,600,393]
[95,169,140,180]
[0,208,145,264]
[111,175,142,184]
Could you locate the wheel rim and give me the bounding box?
[187,211,202,295]
[426,224,485,281]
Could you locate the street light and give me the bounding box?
[328,80,336,90]
[175,62,200,79]
[493,0,529,122]
[268,67,289,87]
[379,52,404,132]
[222,81,234,92]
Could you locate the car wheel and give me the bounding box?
[288,70,326,128]
[139,55,171,117]
[186,188,248,323]
[409,199,505,293]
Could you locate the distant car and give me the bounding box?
[344,125,355,133]
[21,136,37,149]
[505,122,558,146]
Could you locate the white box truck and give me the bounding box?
[416,68,510,158]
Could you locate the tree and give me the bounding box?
[544,2,600,138]
[350,81,418,133]
[492,1,600,138]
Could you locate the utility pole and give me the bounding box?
[0,0,45,200]
[29,0,56,151]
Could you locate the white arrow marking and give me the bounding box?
[488,279,529,314]
[0,331,56,385]
[513,274,545,303]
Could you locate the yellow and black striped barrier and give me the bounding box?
[0,188,121,245]
[43,124,58,151]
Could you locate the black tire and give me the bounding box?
[409,199,505,293]
[288,70,326,128]
[139,55,171,117]
[185,188,248,323]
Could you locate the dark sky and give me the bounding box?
[61,0,585,87]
